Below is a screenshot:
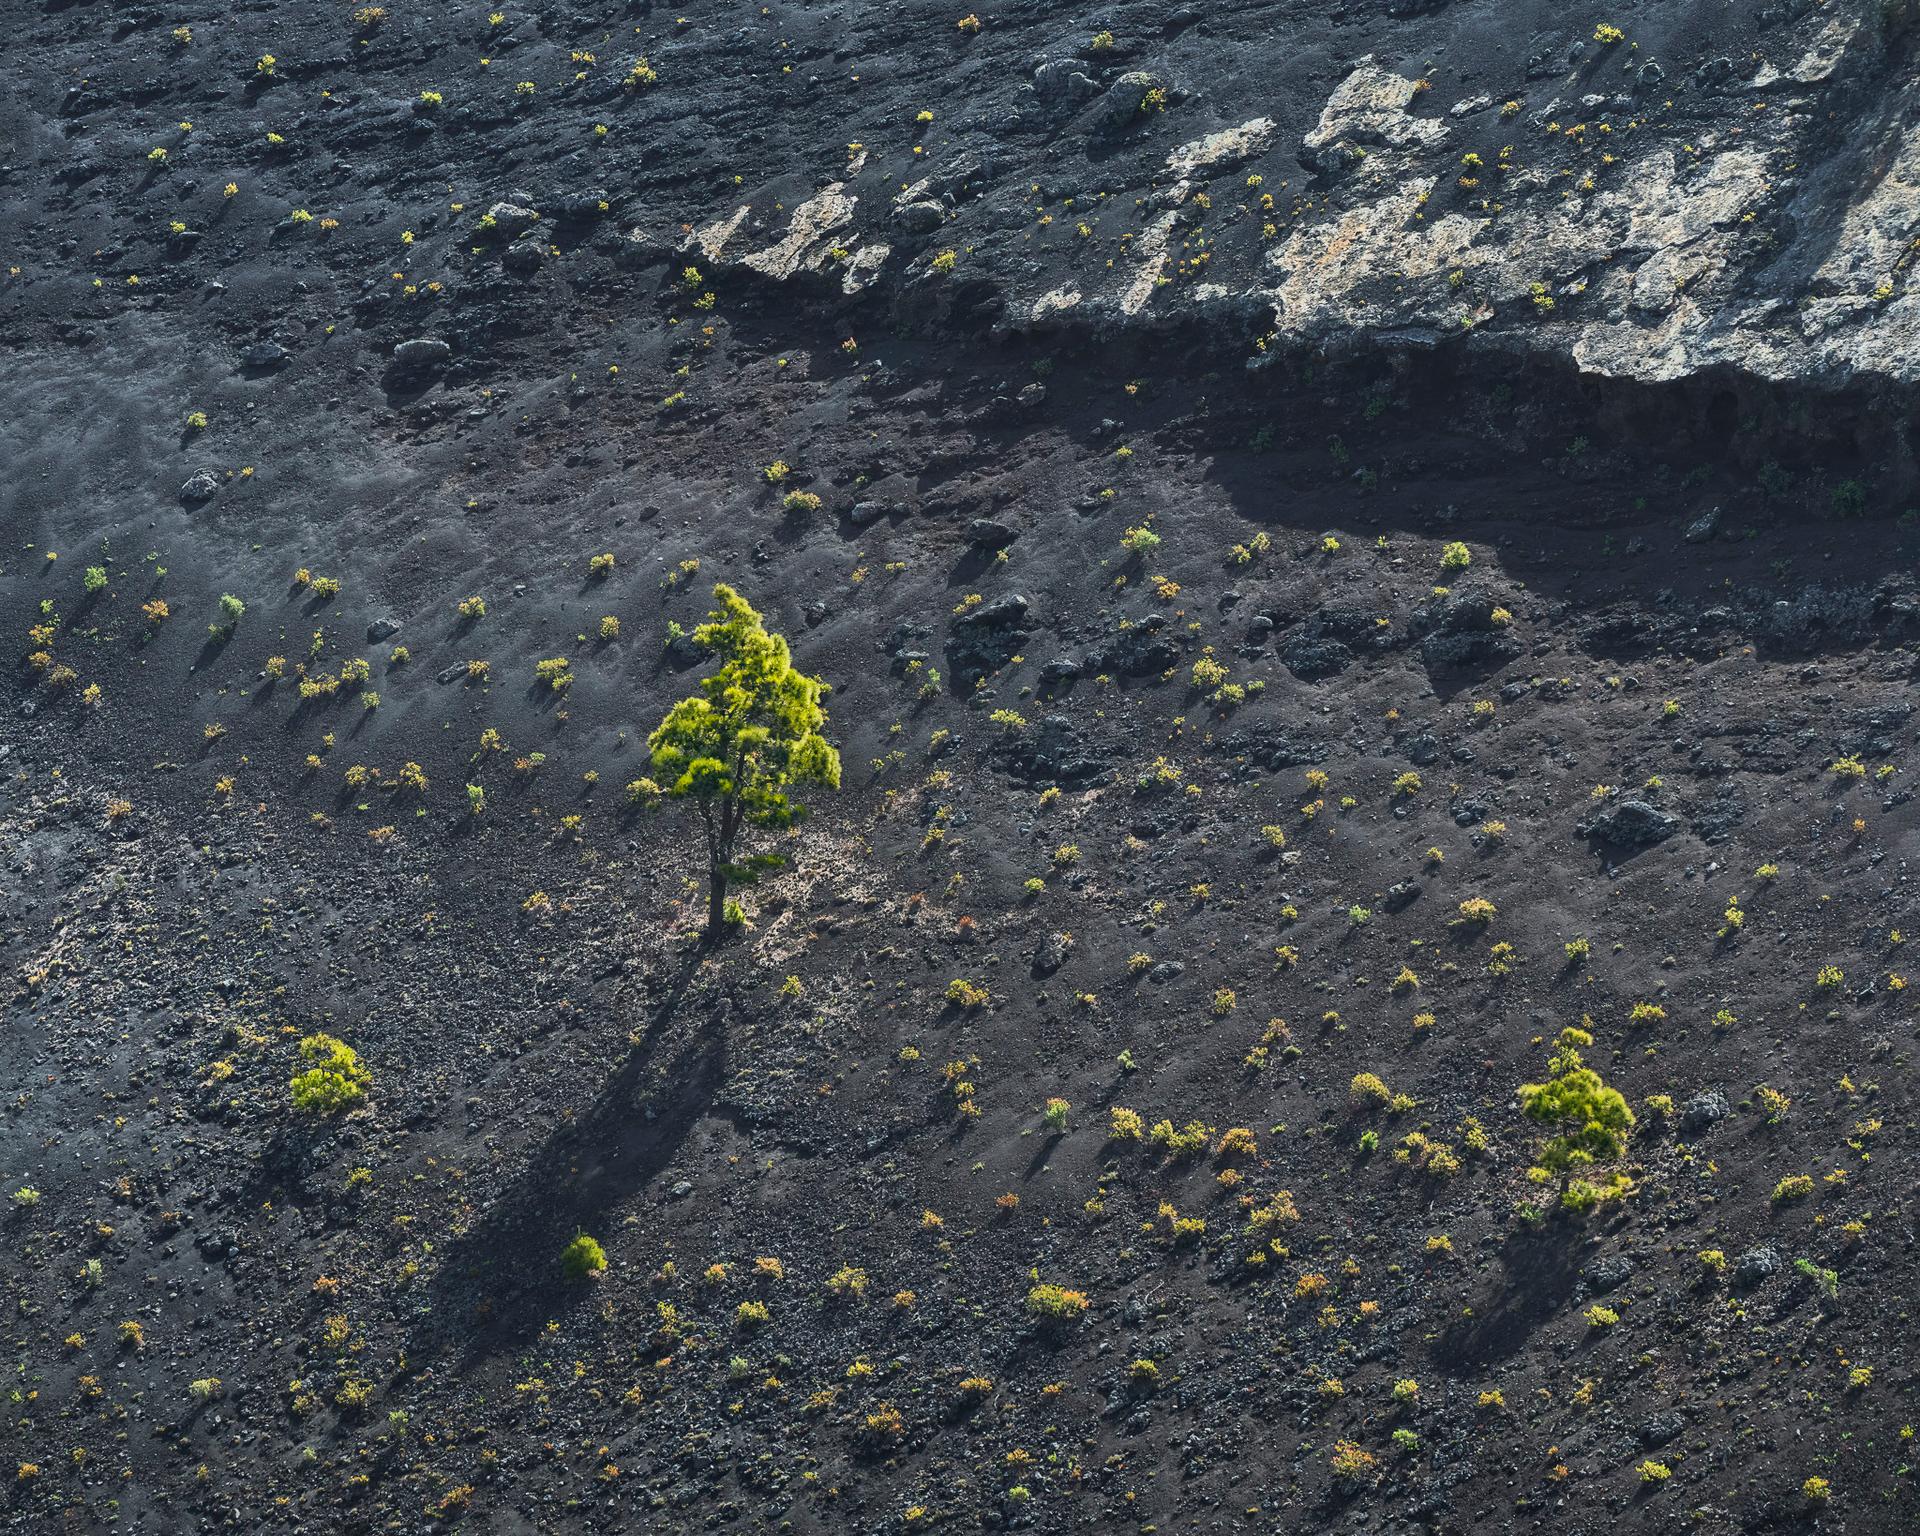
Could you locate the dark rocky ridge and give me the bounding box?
[2,4,1918,1534]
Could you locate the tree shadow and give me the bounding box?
[408,950,717,1367]
[1432,1226,1587,1374]
[1022,1131,1064,1180]
[946,545,1001,586]
[192,630,236,671]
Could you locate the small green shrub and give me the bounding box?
[945,978,988,1010]
[288,1034,371,1114]
[1349,1072,1391,1110]
[561,1233,608,1281]
[1025,1283,1089,1321]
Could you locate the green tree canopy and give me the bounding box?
[1518,1023,1635,1211]
[647,584,840,937]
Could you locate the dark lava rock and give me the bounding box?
[502,239,545,273]
[1382,879,1420,913]
[1583,1255,1632,1294]
[962,593,1029,627]
[893,200,946,234]
[1280,636,1352,679]
[1146,961,1185,984]
[485,200,539,236]
[1408,590,1524,670]
[1732,1246,1781,1290]
[848,500,898,527]
[1581,798,1681,847]
[882,620,930,660]
[180,470,221,503]
[1690,783,1747,844]
[1639,1414,1684,1447]
[948,594,1031,686]
[968,519,1018,548]
[1682,1089,1731,1132]
[1306,605,1382,643]
[552,190,609,221]
[1033,57,1101,110]
[989,713,1111,788]
[1089,614,1179,678]
[1082,71,1162,137]
[241,342,288,371]
[1033,931,1073,976]
[194,1230,236,1260]
[1684,508,1720,543]
[1038,658,1081,688]
[1228,725,1328,772]
[366,617,402,642]
[393,338,452,369]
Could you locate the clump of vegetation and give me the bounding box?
[1148,1119,1213,1158]
[1771,1174,1814,1204]
[288,1034,371,1114]
[1025,1283,1089,1322]
[1330,1439,1377,1487]
[561,1233,607,1282]
[1349,1072,1391,1110]
[945,978,988,1010]
[825,1266,868,1300]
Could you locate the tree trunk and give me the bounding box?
[706,866,727,939]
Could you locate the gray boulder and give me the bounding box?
[1084,72,1161,137]
[893,200,947,234]
[1682,1089,1731,1133]
[1581,799,1681,847]
[502,239,545,273]
[484,201,539,237]
[1732,1246,1781,1291]
[1033,57,1100,108]
[393,338,452,369]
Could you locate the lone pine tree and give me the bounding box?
[1517,1023,1636,1212]
[647,585,840,938]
